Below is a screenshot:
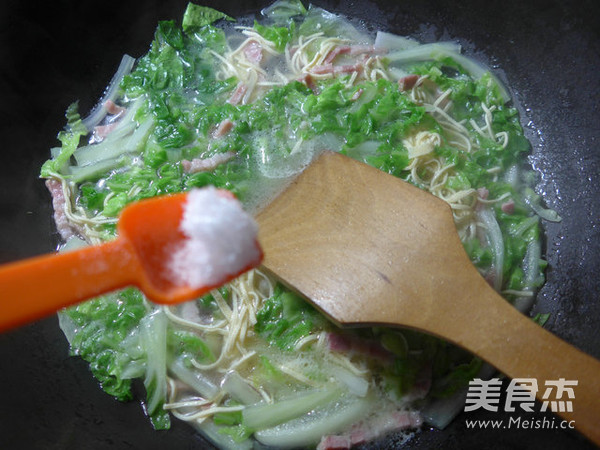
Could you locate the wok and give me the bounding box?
[0,0,598,448]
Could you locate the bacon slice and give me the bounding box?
[477,187,489,201]
[211,119,234,138]
[297,73,317,93]
[91,100,127,142]
[327,332,394,363]
[104,99,126,116]
[311,63,334,75]
[398,74,420,91]
[45,179,79,240]
[92,122,120,141]
[501,199,515,214]
[347,45,377,56]
[350,88,364,101]
[323,45,376,64]
[181,152,236,174]
[318,410,423,449]
[327,332,353,352]
[334,63,363,75]
[324,46,352,64]
[243,40,263,65]
[227,83,248,105]
[317,435,352,450]
[475,188,490,217]
[311,63,363,76]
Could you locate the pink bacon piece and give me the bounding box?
[350,411,423,445]
[501,199,515,214]
[324,46,352,64]
[350,88,363,101]
[311,63,364,76]
[476,187,490,210]
[297,73,317,93]
[477,187,489,199]
[92,100,127,142]
[104,99,126,116]
[181,152,236,174]
[227,83,248,105]
[327,332,394,363]
[317,435,352,450]
[92,122,120,141]
[323,45,376,64]
[243,40,263,65]
[317,410,423,449]
[398,74,420,92]
[335,63,363,75]
[45,179,79,240]
[212,119,234,138]
[311,63,335,75]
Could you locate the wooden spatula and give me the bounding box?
[255,151,600,445]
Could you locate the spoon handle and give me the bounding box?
[0,239,139,332]
[448,280,600,446]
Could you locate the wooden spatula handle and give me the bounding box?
[445,278,600,445]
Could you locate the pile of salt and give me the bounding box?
[169,187,260,288]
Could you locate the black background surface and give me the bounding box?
[0,1,598,448]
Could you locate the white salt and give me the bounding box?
[169,187,260,288]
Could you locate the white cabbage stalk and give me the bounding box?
[254,394,375,448]
[81,54,136,131]
[477,206,504,291]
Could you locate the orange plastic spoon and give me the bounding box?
[0,191,263,332]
